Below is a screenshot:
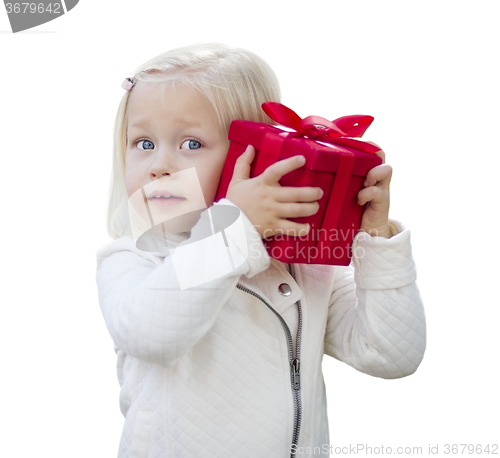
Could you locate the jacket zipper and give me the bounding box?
[236,264,302,458]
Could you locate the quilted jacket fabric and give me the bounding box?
[96,198,426,458]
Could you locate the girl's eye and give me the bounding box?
[181,139,202,150]
[137,140,155,150]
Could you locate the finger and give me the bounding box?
[363,164,392,189]
[276,201,320,218]
[274,186,324,203]
[230,145,255,182]
[357,186,389,206]
[261,155,305,185]
[365,141,385,163]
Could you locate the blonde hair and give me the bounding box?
[106,43,281,239]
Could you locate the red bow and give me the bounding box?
[262,102,381,155]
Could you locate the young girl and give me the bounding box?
[96,43,426,458]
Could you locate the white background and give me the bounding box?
[1,1,499,456]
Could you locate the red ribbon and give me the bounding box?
[262,102,381,155]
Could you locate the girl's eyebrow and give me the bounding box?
[128,120,150,129]
[171,117,204,128]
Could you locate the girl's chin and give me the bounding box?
[157,209,204,234]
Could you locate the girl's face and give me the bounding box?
[125,82,228,233]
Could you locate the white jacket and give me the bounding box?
[96,199,426,458]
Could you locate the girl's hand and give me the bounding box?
[226,145,323,239]
[357,144,393,238]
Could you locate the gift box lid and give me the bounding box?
[228,120,381,177]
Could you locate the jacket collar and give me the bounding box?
[238,258,303,315]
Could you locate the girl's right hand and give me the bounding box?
[226,145,323,239]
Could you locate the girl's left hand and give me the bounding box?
[357,144,393,238]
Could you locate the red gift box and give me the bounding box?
[215,102,382,266]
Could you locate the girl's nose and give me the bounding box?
[149,149,176,179]
[150,170,170,179]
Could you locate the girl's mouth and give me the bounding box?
[147,196,187,208]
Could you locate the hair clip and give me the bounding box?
[121,77,136,91]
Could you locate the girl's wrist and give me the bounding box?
[360,223,393,239]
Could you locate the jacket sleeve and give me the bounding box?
[324,220,426,379]
[96,199,270,367]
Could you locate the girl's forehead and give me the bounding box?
[126,82,220,131]
[128,82,210,112]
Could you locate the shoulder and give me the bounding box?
[96,236,163,270]
[295,262,342,290]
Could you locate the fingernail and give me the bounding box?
[298,155,305,164]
